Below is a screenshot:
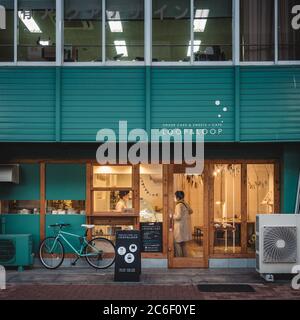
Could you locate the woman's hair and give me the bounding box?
[175,191,185,200]
[119,190,130,199]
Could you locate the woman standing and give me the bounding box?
[173,191,193,257]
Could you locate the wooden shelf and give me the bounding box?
[87,213,139,218]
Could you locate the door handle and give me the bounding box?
[169,213,173,231]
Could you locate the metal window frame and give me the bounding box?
[1,0,299,67]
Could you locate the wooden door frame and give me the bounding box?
[167,163,209,268]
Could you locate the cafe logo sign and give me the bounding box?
[292,5,300,30]
[0,5,5,30]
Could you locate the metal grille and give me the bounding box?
[263,226,297,263]
[0,239,16,263]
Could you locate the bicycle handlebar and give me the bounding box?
[49,223,71,228]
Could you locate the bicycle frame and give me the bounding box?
[49,229,101,257]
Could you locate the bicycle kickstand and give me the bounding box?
[71,256,80,266]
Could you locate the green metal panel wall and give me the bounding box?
[0,164,40,200]
[46,163,86,200]
[0,66,300,143]
[46,214,86,253]
[60,67,146,141]
[151,67,235,142]
[0,67,56,141]
[240,66,300,142]
[281,145,300,213]
[1,214,40,253]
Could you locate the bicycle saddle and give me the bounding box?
[81,224,95,229]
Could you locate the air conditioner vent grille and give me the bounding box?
[0,239,16,263]
[263,226,297,263]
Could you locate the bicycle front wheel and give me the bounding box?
[39,237,65,269]
[85,237,116,269]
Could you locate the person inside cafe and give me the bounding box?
[115,190,130,212]
[173,191,193,257]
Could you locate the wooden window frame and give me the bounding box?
[208,159,280,259]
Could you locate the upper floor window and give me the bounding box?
[240,0,274,61]
[194,0,232,62]
[106,0,144,62]
[0,0,14,62]
[18,0,56,62]
[64,0,102,62]
[152,0,190,62]
[279,0,300,61]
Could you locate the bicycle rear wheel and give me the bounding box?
[39,237,65,269]
[85,237,115,269]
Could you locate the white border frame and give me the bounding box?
[1,0,299,67]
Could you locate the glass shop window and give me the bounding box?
[106,0,144,62]
[193,0,232,62]
[18,0,56,62]
[152,0,190,62]
[213,164,241,254]
[240,0,274,61]
[93,166,134,213]
[93,224,134,241]
[140,164,163,223]
[247,164,274,253]
[0,200,40,214]
[46,200,86,215]
[64,0,102,62]
[0,0,14,61]
[278,0,300,61]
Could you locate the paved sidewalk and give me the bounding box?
[1,267,300,300]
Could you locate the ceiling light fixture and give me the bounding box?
[107,11,123,32]
[114,40,128,57]
[187,40,201,57]
[194,9,209,32]
[18,10,42,33]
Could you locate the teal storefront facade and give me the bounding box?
[1,0,300,268]
[0,65,300,268]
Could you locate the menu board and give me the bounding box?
[140,222,163,253]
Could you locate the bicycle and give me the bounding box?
[39,223,116,270]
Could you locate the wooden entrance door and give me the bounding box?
[167,164,209,268]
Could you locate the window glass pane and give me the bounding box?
[213,164,241,254]
[240,0,274,61]
[46,200,86,215]
[152,0,190,62]
[140,164,163,223]
[194,0,232,61]
[18,0,56,61]
[279,0,300,60]
[93,166,132,188]
[106,0,144,62]
[0,0,14,61]
[173,173,204,258]
[247,164,274,253]
[64,0,102,62]
[93,190,133,212]
[0,200,40,214]
[93,224,134,241]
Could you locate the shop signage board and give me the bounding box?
[114,230,141,282]
[140,222,163,253]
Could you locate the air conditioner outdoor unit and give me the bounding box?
[0,234,34,271]
[256,214,300,282]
